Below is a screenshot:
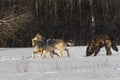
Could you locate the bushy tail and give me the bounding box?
[112,42,118,52]
[110,36,118,52]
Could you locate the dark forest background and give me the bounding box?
[0,0,120,47]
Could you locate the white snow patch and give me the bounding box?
[0,46,120,80]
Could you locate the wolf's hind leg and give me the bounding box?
[64,48,69,57]
[51,50,60,58]
[105,47,112,55]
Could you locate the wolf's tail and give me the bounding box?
[110,36,118,52]
[112,42,118,52]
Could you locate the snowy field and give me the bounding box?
[0,46,120,80]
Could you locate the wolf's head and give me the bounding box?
[86,40,96,56]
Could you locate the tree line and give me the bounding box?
[0,0,120,47]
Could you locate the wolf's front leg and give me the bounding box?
[32,51,37,58]
[94,47,100,56]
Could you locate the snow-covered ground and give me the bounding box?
[0,46,120,80]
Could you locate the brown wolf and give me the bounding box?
[86,34,118,56]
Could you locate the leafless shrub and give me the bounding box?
[0,12,33,47]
